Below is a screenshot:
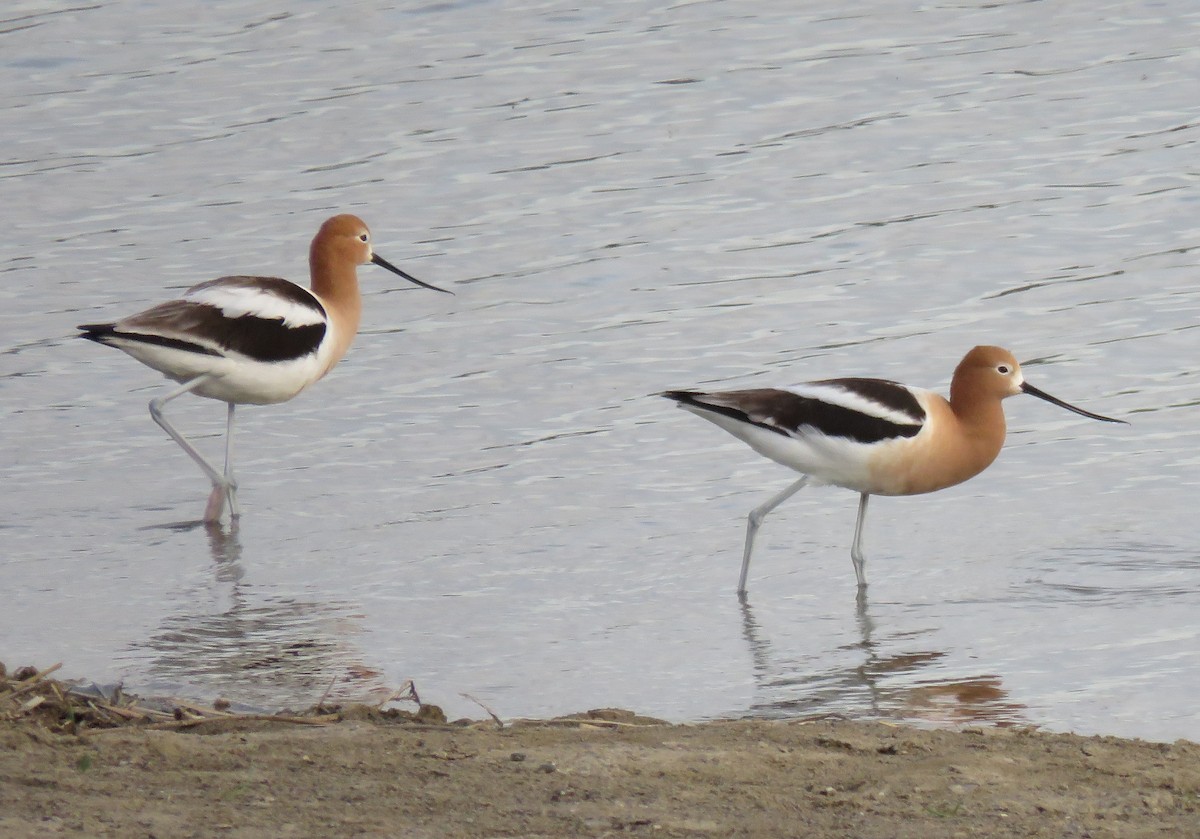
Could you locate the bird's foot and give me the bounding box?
[203,483,228,523]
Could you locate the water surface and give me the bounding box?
[2,0,1198,740]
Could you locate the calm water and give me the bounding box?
[2,1,1198,740]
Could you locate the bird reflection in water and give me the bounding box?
[133,519,409,712]
[738,592,1027,727]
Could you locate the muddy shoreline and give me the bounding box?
[2,667,1197,839]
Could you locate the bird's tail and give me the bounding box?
[77,323,117,343]
[661,390,702,404]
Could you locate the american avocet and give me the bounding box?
[79,214,450,523]
[663,346,1125,595]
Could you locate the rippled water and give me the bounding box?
[2,1,1198,740]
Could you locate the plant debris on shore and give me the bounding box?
[3,660,1198,838]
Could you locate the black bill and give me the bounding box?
[372,252,454,294]
[1021,382,1126,424]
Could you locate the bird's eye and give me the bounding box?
[358,233,369,243]
[997,364,1011,374]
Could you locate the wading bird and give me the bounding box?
[79,214,450,523]
[663,346,1125,594]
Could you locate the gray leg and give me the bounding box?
[223,402,239,519]
[850,493,870,588]
[201,402,239,522]
[739,476,809,595]
[148,376,235,523]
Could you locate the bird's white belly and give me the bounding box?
[120,342,328,405]
[700,411,885,493]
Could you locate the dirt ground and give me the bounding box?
[2,705,1199,839]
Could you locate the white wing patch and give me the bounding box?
[185,282,325,327]
[783,382,925,429]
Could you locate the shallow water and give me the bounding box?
[2,1,1198,740]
